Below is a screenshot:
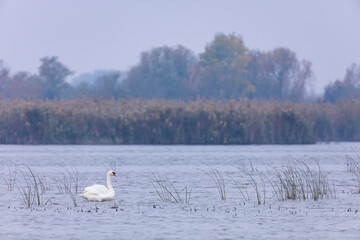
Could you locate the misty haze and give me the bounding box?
[0,1,360,239]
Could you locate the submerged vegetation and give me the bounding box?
[0,99,360,144]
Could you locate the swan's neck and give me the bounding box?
[107,173,114,191]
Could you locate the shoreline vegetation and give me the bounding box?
[1,99,359,145]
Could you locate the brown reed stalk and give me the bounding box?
[346,152,360,193]
[148,171,192,204]
[203,166,226,200]
[270,159,333,201]
[1,165,17,191]
[55,167,80,195]
[16,166,44,207]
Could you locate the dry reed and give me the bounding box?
[16,165,44,207]
[149,171,192,204]
[346,152,360,193]
[4,98,356,144]
[1,165,17,191]
[270,160,333,201]
[203,167,226,200]
[54,167,79,207]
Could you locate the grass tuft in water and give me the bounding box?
[234,168,266,205]
[202,166,226,200]
[1,165,17,191]
[54,167,79,207]
[346,152,360,193]
[270,159,333,201]
[149,171,192,204]
[16,165,44,207]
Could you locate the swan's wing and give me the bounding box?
[83,184,109,195]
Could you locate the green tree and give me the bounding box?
[195,33,251,99]
[39,56,73,99]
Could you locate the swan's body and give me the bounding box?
[78,170,116,202]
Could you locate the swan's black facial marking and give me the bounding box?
[112,172,116,176]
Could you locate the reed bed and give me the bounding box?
[1,98,360,144]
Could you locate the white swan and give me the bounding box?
[78,170,116,202]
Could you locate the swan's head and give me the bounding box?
[109,170,116,176]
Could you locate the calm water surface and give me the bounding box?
[0,143,360,239]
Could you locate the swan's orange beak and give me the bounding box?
[113,173,117,176]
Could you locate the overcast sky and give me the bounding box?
[0,0,359,94]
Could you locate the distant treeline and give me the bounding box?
[1,33,359,103]
[1,99,360,144]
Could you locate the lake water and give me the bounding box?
[1,143,360,239]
